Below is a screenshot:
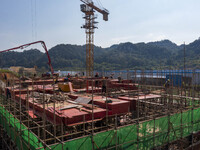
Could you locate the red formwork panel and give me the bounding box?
[93,96,130,115]
[73,87,102,93]
[86,87,102,93]
[35,83,74,94]
[15,94,63,124]
[118,94,161,111]
[34,85,55,94]
[44,107,64,124]
[61,107,106,126]
[86,79,102,86]
[15,94,44,114]
[82,107,106,120]
[5,87,35,96]
[123,83,138,90]
[61,108,88,125]
[14,94,107,126]
[118,96,137,111]
[27,110,37,118]
[108,82,138,90]
[122,80,133,83]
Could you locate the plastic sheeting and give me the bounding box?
[0,96,43,150]
[50,107,200,150]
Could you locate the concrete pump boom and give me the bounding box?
[0,41,54,75]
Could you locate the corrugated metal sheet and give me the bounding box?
[75,97,91,104]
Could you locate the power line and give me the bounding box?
[31,0,34,41]
[31,0,37,42]
[184,42,186,71]
[95,0,103,9]
[34,0,37,41]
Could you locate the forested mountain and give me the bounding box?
[0,49,43,68]
[148,40,181,52]
[175,39,200,69]
[0,39,199,71]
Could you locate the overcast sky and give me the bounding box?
[0,0,200,51]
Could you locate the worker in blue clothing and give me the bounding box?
[164,79,170,89]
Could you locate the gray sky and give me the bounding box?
[0,0,200,51]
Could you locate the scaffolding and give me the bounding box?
[0,70,200,150]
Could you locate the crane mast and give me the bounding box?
[80,0,109,77]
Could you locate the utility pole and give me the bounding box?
[184,42,186,71]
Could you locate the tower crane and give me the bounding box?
[80,0,109,77]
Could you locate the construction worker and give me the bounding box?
[4,74,7,81]
[102,77,108,94]
[67,73,71,78]
[21,75,26,81]
[64,73,71,82]
[118,76,122,83]
[110,73,114,79]
[6,88,11,99]
[95,72,99,88]
[64,76,70,82]
[4,74,8,86]
[164,79,170,90]
[182,81,185,88]
[55,76,59,84]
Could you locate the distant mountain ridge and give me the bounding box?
[0,39,199,70]
[148,39,181,52]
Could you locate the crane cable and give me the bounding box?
[31,0,37,42]
[96,0,103,9]
[31,0,34,41]
[34,0,37,41]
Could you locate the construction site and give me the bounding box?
[0,70,200,150]
[1,0,200,150]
